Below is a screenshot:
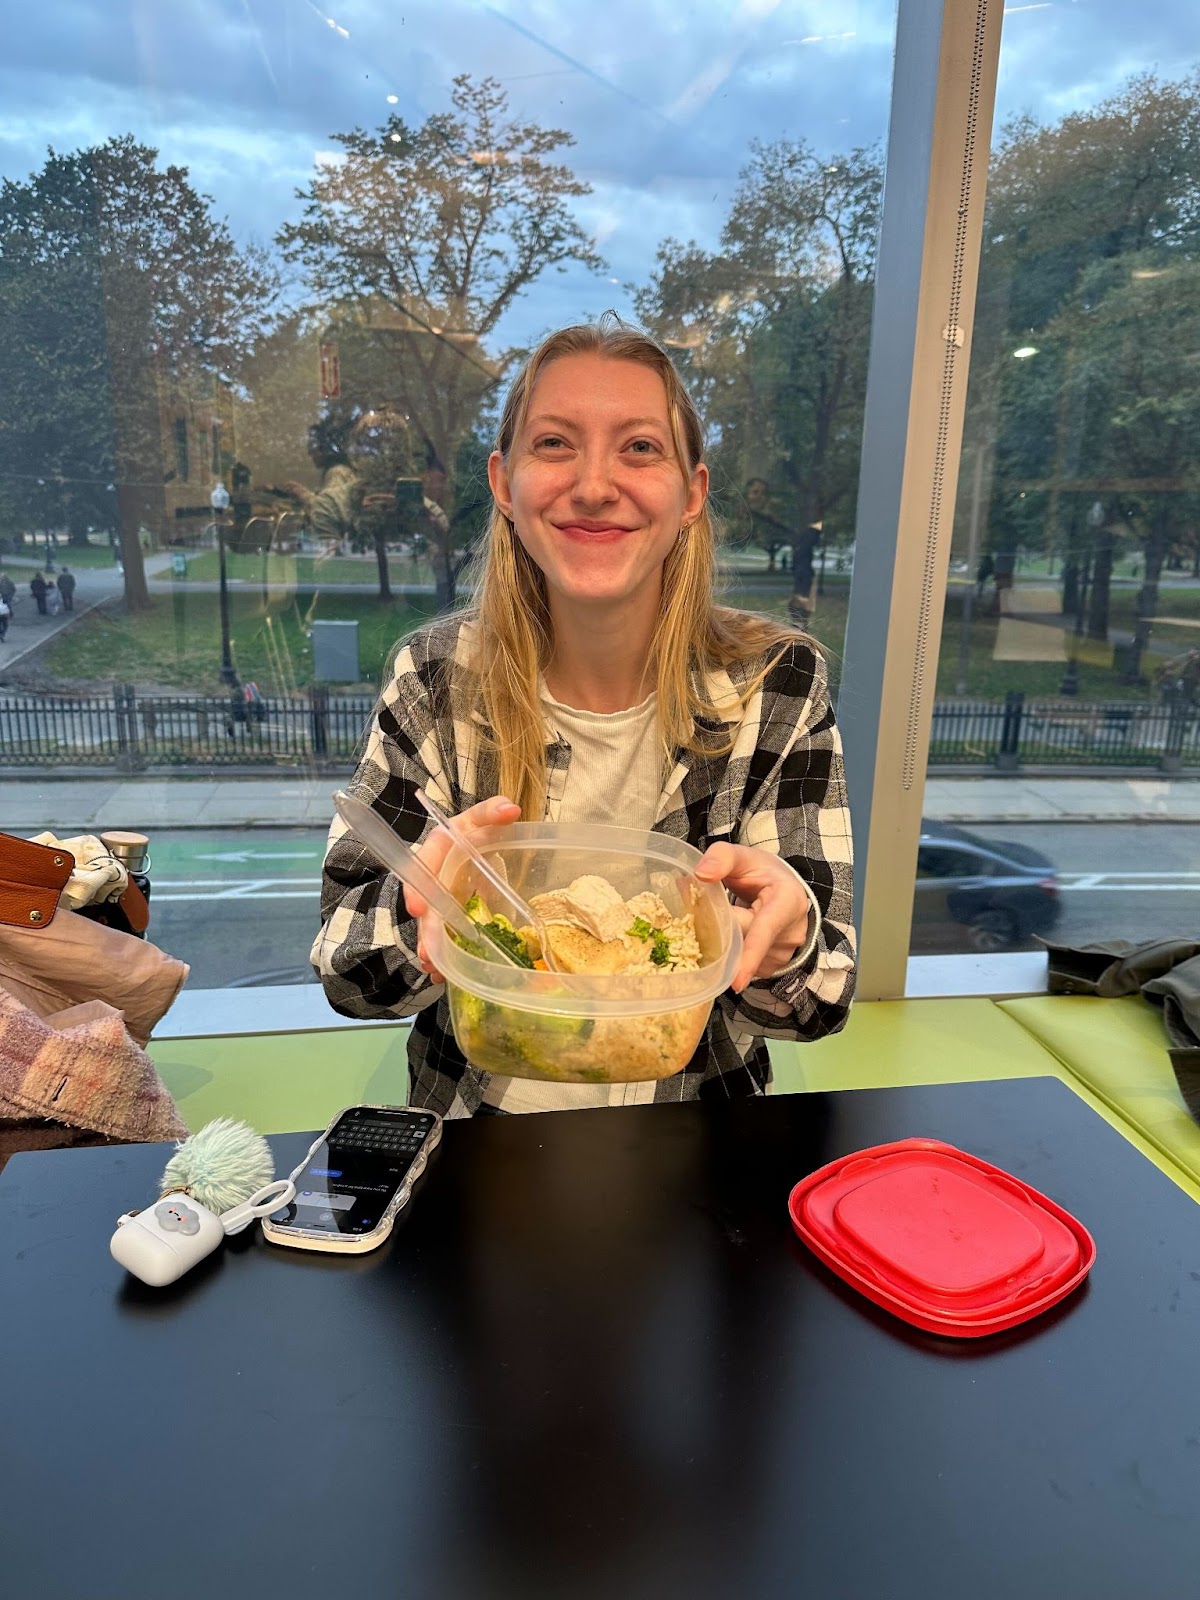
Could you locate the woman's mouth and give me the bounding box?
[555,522,636,542]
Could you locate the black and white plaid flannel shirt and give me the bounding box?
[312,613,856,1116]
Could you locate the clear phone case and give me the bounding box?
[260,1102,442,1255]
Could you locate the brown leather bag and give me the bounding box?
[0,832,74,930]
[0,829,187,1047]
[115,875,150,935]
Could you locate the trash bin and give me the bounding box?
[311,619,360,683]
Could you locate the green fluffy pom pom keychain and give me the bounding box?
[160,1117,277,1216]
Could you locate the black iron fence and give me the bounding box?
[1,685,1197,772]
[0,685,377,769]
[929,690,1199,772]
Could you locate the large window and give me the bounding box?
[914,1,1200,961]
[0,2,896,995]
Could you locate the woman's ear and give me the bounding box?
[684,461,709,524]
[488,451,513,519]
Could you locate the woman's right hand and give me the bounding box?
[404,795,522,982]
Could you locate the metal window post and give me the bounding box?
[838,0,1005,998]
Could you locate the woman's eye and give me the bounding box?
[534,435,569,451]
[626,438,661,456]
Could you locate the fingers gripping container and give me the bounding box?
[424,823,742,1084]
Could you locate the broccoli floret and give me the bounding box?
[446,924,488,959]
[628,915,671,967]
[452,988,492,1034]
[458,895,534,966]
[504,1011,595,1076]
[481,915,535,969]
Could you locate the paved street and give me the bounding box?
[3,817,1192,991]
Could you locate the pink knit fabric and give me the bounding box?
[0,991,186,1145]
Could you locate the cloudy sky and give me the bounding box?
[1,0,1193,343]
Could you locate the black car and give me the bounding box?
[912,820,1061,953]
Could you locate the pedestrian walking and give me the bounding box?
[30,571,48,615]
[0,572,15,610]
[46,578,62,616]
[0,593,9,642]
[57,566,76,611]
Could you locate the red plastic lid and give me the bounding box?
[788,1139,1096,1338]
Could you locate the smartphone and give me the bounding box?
[261,1104,442,1255]
[394,477,425,517]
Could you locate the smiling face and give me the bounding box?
[488,352,707,618]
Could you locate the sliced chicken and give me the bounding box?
[530,874,631,944]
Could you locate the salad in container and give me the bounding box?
[423,823,742,1084]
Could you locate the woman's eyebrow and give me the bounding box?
[525,413,669,432]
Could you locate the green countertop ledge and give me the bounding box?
[148,994,1200,1204]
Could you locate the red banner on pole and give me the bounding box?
[319,341,341,400]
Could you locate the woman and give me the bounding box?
[313,318,855,1116]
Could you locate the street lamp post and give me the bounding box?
[210,480,239,688]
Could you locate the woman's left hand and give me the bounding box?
[694,844,811,993]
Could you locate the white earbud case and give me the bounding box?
[110,1191,225,1286]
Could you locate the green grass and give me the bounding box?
[172,549,439,587]
[937,580,1200,699]
[174,547,829,589]
[39,588,440,693]
[731,571,1200,701]
[31,564,1200,702]
[4,537,120,569]
[724,574,850,691]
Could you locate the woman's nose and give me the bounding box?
[570,450,619,507]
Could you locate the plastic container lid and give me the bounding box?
[788,1139,1096,1338]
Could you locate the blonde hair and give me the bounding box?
[469,315,803,819]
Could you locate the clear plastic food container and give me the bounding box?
[424,823,742,1083]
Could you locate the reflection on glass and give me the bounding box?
[0,2,896,988]
[923,4,1200,958]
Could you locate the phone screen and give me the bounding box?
[394,477,425,530]
[269,1108,438,1237]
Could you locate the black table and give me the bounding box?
[3,1078,1199,1600]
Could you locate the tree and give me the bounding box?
[962,72,1200,657]
[0,245,115,553]
[0,136,277,607]
[278,75,603,608]
[636,139,881,583]
[1059,254,1200,679]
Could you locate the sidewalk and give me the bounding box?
[0,551,174,672]
[1,771,1197,835]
